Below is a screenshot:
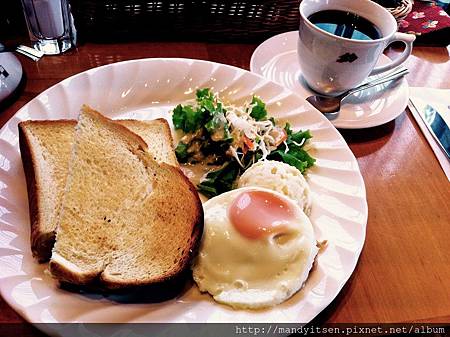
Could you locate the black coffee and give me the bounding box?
[308,10,382,41]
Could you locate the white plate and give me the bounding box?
[250,31,409,129]
[0,58,367,328]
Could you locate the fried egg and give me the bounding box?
[192,187,318,309]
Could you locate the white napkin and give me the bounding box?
[409,87,450,181]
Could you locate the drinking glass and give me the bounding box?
[20,0,75,55]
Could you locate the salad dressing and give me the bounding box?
[180,163,221,187]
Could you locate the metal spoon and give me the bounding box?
[306,67,409,114]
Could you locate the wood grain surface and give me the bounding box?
[0,41,449,332]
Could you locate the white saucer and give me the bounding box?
[250,31,409,129]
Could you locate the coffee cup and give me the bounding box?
[298,0,415,95]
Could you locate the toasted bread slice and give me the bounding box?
[48,106,203,288]
[19,120,75,262]
[118,120,177,165]
[19,118,177,262]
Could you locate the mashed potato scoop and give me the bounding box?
[238,161,312,215]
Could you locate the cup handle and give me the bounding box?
[369,32,416,76]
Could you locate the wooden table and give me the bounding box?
[0,42,449,333]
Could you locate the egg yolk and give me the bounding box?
[228,190,295,240]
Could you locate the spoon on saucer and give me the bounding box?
[306,67,409,114]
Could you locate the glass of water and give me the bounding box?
[20,0,75,55]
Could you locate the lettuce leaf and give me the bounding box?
[268,123,315,173]
[197,161,240,198]
[250,96,267,121]
[172,104,205,133]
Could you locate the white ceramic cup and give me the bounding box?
[297,0,415,95]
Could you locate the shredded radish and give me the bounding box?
[292,139,306,147]
[223,100,286,162]
[283,140,289,154]
[228,146,245,168]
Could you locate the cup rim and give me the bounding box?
[299,0,397,44]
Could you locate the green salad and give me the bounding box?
[172,88,315,197]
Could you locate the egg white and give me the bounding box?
[192,187,318,309]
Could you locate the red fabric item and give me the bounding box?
[398,1,450,43]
